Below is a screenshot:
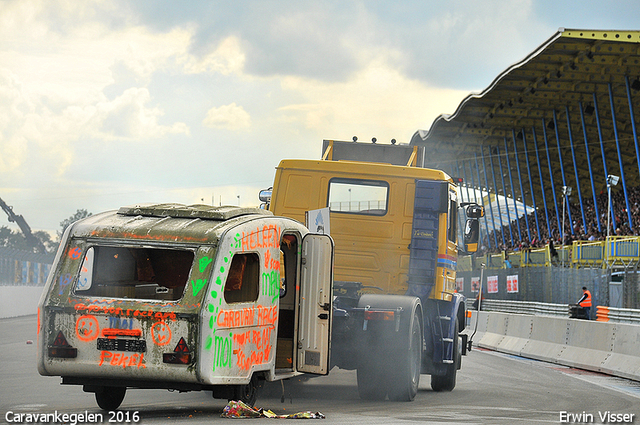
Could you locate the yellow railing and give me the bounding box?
[487,252,505,269]
[520,246,549,267]
[462,236,640,269]
[572,240,604,267]
[605,236,640,267]
[457,256,473,272]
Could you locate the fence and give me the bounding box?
[462,237,640,310]
[457,266,610,308]
[0,246,54,286]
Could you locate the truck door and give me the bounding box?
[407,180,448,300]
[296,233,334,375]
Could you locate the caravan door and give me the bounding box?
[296,234,334,375]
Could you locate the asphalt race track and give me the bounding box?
[2,315,639,424]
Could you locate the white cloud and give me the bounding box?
[0,70,29,173]
[0,5,193,180]
[2,0,637,235]
[94,88,189,140]
[203,103,252,131]
[182,36,246,75]
[277,57,468,142]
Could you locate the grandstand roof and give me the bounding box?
[411,29,640,219]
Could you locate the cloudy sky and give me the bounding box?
[1,0,638,236]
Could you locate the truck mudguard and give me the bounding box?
[425,292,466,365]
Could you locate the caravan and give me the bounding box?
[37,204,333,410]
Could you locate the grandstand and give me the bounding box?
[411,29,640,253]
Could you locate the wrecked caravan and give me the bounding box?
[37,204,334,410]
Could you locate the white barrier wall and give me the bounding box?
[0,285,44,319]
[465,311,640,382]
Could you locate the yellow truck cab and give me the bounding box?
[37,204,333,410]
[262,140,482,401]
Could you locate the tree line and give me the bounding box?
[0,209,91,254]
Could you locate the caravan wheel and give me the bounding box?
[95,386,126,411]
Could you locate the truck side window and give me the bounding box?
[224,253,260,303]
[448,197,457,243]
[327,178,388,216]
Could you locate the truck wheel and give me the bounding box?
[387,311,422,401]
[430,318,460,392]
[232,375,259,406]
[95,386,126,411]
[357,362,387,400]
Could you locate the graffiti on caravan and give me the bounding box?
[262,248,282,303]
[74,303,177,320]
[216,305,277,328]
[262,270,280,304]
[241,225,281,251]
[99,351,146,369]
[232,328,273,371]
[212,331,232,372]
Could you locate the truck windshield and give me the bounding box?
[74,245,194,301]
[327,178,388,216]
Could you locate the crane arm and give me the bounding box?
[0,197,46,253]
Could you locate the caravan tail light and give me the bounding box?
[48,331,77,358]
[163,337,191,364]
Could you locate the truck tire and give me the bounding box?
[357,354,387,400]
[430,317,460,392]
[387,310,422,401]
[95,386,126,411]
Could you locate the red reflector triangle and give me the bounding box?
[174,337,189,353]
[53,331,69,347]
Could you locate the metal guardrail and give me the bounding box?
[478,299,567,317]
[478,299,640,324]
[596,306,640,324]
[608,307,640,324]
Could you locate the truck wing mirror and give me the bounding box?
[463,219,479,253]
[259,188,272,209]
[259,188,272,203]
[463,203,484,219]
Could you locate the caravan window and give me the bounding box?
[224,253,260,304]
[74,245,194,301]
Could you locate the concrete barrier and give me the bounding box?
[497,313,534,356]
[522,315,572,363]
[466,311,640,382]
[0,285,44,319]
[601,322,640,381]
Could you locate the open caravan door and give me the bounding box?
[296,233,334,375]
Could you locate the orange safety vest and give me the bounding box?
[579,290,592,307]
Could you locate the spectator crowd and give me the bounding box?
[480,185,640,254]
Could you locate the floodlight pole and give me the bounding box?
[561,186,572,268]
[562,191,566,267]
[607,183,612,239]
[606,175,619,239]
